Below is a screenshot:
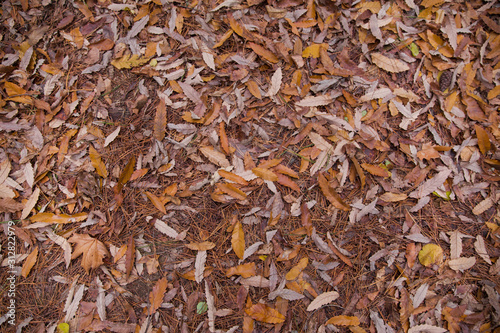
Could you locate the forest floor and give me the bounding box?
[1,0,500,332]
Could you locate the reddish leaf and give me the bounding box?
[149,278,168,315]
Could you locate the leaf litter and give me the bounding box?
[1,0,500,332]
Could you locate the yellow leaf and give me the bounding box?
[185,241,216,251]
[286,257,308,280]
[181,266,213,281]
[231,221,245,259]
[475,124,491,155]
[149,277,168,315]
[111,54,150,69]
[371,53,409,73]
[487,85,500,100]
[302,43,328,58]
[89,145,108,178]
[326,315,360,326]
[418,244,443,267]
[379,192,407,202]
[349,326,368,333]
[226,262,256,278]
[252,167,278,181]
[213,29,233,48]
[69,233,109,272]
[245,303,285,324]
[4,82,32,104]
[21,246,38,278]
[145,191,166,214]
[248,42,279,63]
[154,99,167,141]
[56,323,70,333]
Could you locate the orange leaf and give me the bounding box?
[216,183,247,201]
[4,82,32,104]
[252,167,278,181]
[258,158,282,169]
[219,122,230,155]
[21,246,38,278]
[246,80,262,99]
[302,43,328,58]
[231,221,245,259]
[69,233,109,273]
[181,267,213,281]
[154,99,167,141]
[89,145,108,178]
[475,124,491,155]
[145,192,166,214]
[416,144,440,161]
[276,173,300,192]
[320,46,335,74]
[327,238,352,267]
[285,257,308,280]
[117,156,136,192]
[228,12,255,41]
[185,241,216,251]
[361,163,390,178]
[226,262,256,278]
[30,212,88,224]
[273,164,299,178]
[218,170,249,185]
[318,173,350,211]
[149,277,168,315]
[248,42,279,63]
[277,245,301,261]
[245,303,285,324]
[213,29,233,48]
[325,315,360,326]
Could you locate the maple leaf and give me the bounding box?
[69,233,109,272]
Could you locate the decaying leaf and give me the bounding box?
[371,52,409,73]
[474,235,492,264]
[325,315,360,326]
[111,54,149,69]
[448,257,476,272]
[418,244,443,267]
[285,257,308,280]
[21,246,38,278]
[154,99,167,141]
[318,173,350,211]
[226,262,256,278]
[89,145,108,178]
[149,277,168,314]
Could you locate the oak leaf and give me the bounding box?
[69,233,109,272]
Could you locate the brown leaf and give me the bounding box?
[181,267,214,281]
[475,124,491,155]
[125,235,135,278]
[306,291,340,311]
[145,192,166,214]
[273,164,299,178]
[406,243,418,268]
[245,303,285,324]
[246,80,262,99]
[154,99,167,141]
[285,257,308,280]
[327,237,353,267]
[361,163,390,178]
[218,170,249,185]
[248,42,279,64]
[149,278,168,315]
[69,233,109,272]
[371,53,409,73]
[232,221,245,259]
[30,212,88,224]
[227,12,255,41]
[252,167,278,181]
[219,122,231,155]
[325,315,360,326]
[185,241,216,251]
[116,155,136,192]
[21,246,38,278]
[276,173,300,192]
[216,183,247,201]
[89,145,108,178]
[318,173,350,211]
[226,262,257,278]
[300,203,313,236]
[380,192,408,202]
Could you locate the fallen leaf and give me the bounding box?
[252,167,278,181]
[448,257,476,272]
[216,183,247,200]
[325,315,360,326]
[232,220,245,259]
[361,163,390,178]
[475,124,491,155]
[104,126,120,147]
[226,262,257,278]
[149,278,168,314]
[245,303,285,324]
[199,146,230,167]
[186,241,216,251]
[125,235,135,278]
[379,192,407,202]
[154,99,167,141]
[111,54,149,69]
[69,233,109,272]
[371,53,409,73]
[418,244,443,267]
[21,187,40,220]
[21,246,38,278]
[267,67,282,97]
[30,212,88,224]
[218,170,249,185]
[145,191,166,214]
[286,257,308,280]
[307,291,340,311]
[474,235,492,264]
[89,145,108,178]
[318,173,350,211]
[248,42,279,63]
[195,250,207,283]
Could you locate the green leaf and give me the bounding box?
[197,301,208,314]
[409,42,419,57]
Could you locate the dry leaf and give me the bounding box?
[21,187,40,220]
[307,291,340,311]
[89,145,108,178]
[418,244,443,267]
[318,173,350,211]
[69,233,109,272]
[296,95,333,107]
[145,192,166,214]
[325,315,360,326]
[226,262,257,278]
[409,169,451,199]
[154,99,167,141]
[216,183,247,200]
[246,80,262,99]
[125,235,135,278]
[472,197,493,215]
[371,53,409,73]
[276,173,300,192]
[245,303,285,324]
[361,163,390,178]
[248,42,279,63]
[111,54,149,69]
[116,156,136,192]
[379,192,407,202]
[154,219,179,239]
[186,241,216,251]
[285,257,308,280]
[104,126,120,147]
[474,124,491,155]
[218,170,249,185]
[149,278,168,314]
[199,146,230,167]
[21,246,38,278]
[30,212,88,224]
[252,167,278,181]
[474,235,492,264]
[448,257,476,272]
[267,67,282,97]
[232,221,245,259]
[195,250,207,283]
